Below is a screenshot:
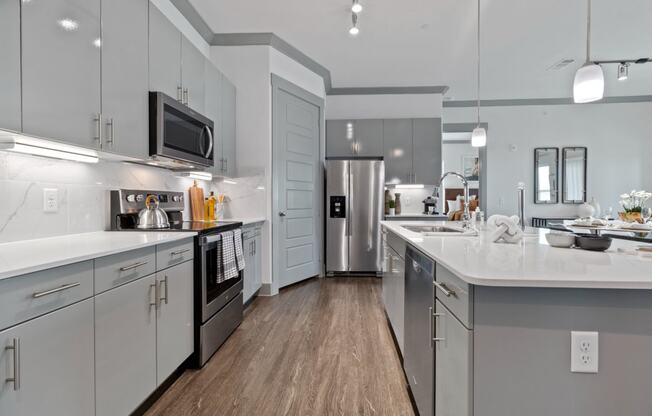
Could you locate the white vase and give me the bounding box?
[578,202,595,218]
[589,197,601,218]
[389,208,396,216]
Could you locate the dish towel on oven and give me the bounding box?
[233,229,245,272]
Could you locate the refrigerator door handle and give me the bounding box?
[346,172,353,236]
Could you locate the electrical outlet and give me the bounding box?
[43,188,59,213]
[571,331,598,373]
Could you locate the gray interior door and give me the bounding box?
[274,79,321,288]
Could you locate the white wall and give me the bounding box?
[326,94,443,119]
[444,102,652,222]
[442,141,479,189]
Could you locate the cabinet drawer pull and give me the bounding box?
[32,282,80,298]
[159,275,169,305]
[119,261,148,272]
[170,248,191,257]
[5,338,20,390]
[434,281,455,297]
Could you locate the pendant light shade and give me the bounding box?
[471,127,487,147]
[573,63,604,103]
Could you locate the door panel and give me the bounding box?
[383,119,413,184]
[275,86,320,287]
[413,118,442,184]
[355,119,384,157]
[0,299,94,416]
[181,37,205,113]
[348,160,384,272]
[149,3,181,100]
[435,300,472,416]
[326,120,355,157]
[101,0,148,158]
[0,0,21,132]
[21,0,101,147]
[326,160,349,272]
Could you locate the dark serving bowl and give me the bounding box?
[575,235,613,252]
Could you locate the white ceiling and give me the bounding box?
[189,0,652,100]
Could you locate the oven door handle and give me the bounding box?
[200,234,222,246]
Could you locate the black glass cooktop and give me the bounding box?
[168,220,242,233]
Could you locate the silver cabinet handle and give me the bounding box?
[32,282,80,299]
[94,113,102,146]
[429,306,434,347]
[223,158,228,173]
[433,311,446,342]
[106,118,115,145]
[170,248,191,257]
[177,86,183,102]
[5,338,20,390]
[250,241,254,256]
[434,281,456,297]
[254,240,256,255]
[183,88,189,105]
[150,282,158,308]
[159,275,169,305]
[119,261,148,272]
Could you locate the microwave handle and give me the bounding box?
[204,126,214,159]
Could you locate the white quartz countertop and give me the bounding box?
[227,217,266,226]
[381,220,652,290]
[0,231,197,281]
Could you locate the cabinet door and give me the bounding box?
[149,3,181,101]
[21,0,101,148]
[205,62,223,174]
[412,119,442,185]
[242,237,255,302]
[0,0,21,132]
[253,232,263,293]
[392,251,405,354]
[383,119,413,184]
[326,120,355,157]
[101,0,149,158]
[0,299,94,416]
[355,119,384,157]
[435,300,472,416]
[95,275,157,416]
[221,76,237,177]
[181,37,205,113]
[156,261,194,385]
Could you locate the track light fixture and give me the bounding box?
[349,12,359,35]
[351,0,363,14]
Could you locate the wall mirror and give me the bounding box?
[534,148,559,204]
[562,147,587,204]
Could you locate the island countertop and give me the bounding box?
[381,220,652,290]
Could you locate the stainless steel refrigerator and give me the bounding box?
[326,158,384,273]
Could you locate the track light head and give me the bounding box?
[349,13,359,35]
[351,0,363,13]
[617,63,629,81]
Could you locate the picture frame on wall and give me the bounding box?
[462,155,480,181]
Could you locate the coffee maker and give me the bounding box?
[422,187,439,215]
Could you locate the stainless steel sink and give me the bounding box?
[401,224,476,236]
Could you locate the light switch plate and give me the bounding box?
[43,188,59,213]
[571,331,599,373]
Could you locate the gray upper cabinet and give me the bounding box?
[412,118,442,184]
[0,0,21,132]
[326,120,355,157]
[205,61,222,174]
[354,119,384,157]
[383,119,413,184]
[21,0,101,148]
[221,76,237,177]
[149,3,182,101]
[181,37,205,113]
[101,0,149,159]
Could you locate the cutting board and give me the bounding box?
[189,181,205,221]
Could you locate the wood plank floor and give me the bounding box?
[145,277,414,416]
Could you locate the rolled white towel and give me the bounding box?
[487,215,523,244]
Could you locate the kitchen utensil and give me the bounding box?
[575,235,612,252]
[137,195,170,229]
[189,180,205,221]
[545,232,575,248]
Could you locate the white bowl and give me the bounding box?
[545,232,575,248]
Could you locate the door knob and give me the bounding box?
[279,211,287,217]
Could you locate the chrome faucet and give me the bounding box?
[439,171,472,229]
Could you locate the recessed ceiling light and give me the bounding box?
[58,18,79,31]
[351,0,363,14]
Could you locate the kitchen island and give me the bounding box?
[381,220,652,416]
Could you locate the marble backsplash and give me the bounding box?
[0,152,266,244]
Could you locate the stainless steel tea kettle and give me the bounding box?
[137,195,170,229]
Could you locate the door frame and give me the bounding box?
[271,74,325,293]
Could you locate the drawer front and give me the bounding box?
[156,238,194,271]
[386,230,406,260]
[0,261,93,331]
[94,246,156,294]
[435,264,473,329]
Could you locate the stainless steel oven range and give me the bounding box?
[110,189,243,367]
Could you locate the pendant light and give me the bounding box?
[573,0,604,103]
[472,0,487,147]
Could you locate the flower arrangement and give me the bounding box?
[619,190,652,213]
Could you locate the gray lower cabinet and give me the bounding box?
[100,0,149,158]
[242,224,263,303]
[221,76,237,177]
[21,0,101,148]
[0,0,21,132]
[0,299,95,416]
[181,37,205,113]
[326,119,384,158]
[156,261,194,385]
[383,119,413,184]
[435,299,472,416]
[412,118,442,184]
[95,275,157,416]
[149,3,182,101]
[382,244,405,354]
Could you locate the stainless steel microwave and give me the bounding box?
[149,91,214,168]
